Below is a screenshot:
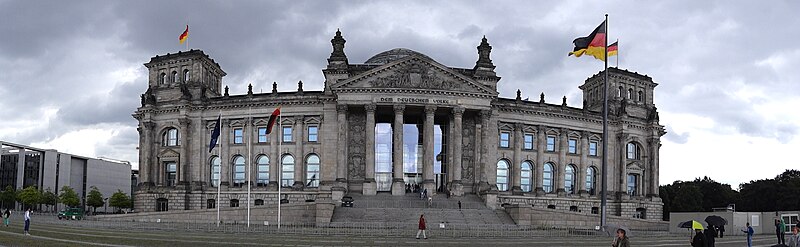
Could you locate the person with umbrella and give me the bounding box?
[742,222,754,247]
[692,228,707,247]
[704,224,717,247]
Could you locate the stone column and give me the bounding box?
[336,105,348,185]
[15,148,24,189]
[363,104,377,195]
[647,138,660,197]
[293,115,305,190]
[556,129,567,196]
[178,118,190,186]
[511,123,523,194]
[450,107,464,196]
[268,117,279,190]
[422,106,436,194]
[220,119,230,189]
[534,125,546,196]
[578,131,590,197]
[391,105,405,195]
[477,110,494,193]
[140,122,155,186]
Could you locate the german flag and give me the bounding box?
[568,21,607,61]
[179,25,189,44]
[607,41,618,57]
[266,106,281,134]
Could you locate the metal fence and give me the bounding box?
[5,212,670,239]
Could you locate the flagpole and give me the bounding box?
[216,112,221,227]
[600,13,609,229]
[247,106,251,228]
[615,39,619,68]
[277,113,282,229]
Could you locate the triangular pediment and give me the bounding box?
[158,148,180,158]
[331,56,496,95]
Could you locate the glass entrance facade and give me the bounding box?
[375,123,393,191]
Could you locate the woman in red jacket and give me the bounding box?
[416,214,427,239]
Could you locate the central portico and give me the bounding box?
[327,43,500,196]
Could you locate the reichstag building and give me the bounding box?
[134,30,665,221]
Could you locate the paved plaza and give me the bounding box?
[0,215,781,247]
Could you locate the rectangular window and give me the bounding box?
[627,174,637,196]
[233,128,243,144]
[523,134,534,150]
[568,139,577,154]
[257,127,268,143]
[546,136,556,152]
[282,126,293,142]
[589,141,598,156]
[165,162,176,187]
[499,132,510,148]
[308,126,318,142]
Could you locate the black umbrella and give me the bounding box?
[705,215,728,226]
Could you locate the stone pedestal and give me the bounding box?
[449,180,464,196]
[292,181,305,191]
[484,192,498,210]
[362,180,376,195]
[391,179,405,195]
[511,186,523,195]
[267,181,279,191]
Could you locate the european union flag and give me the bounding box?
[208,115,221,153]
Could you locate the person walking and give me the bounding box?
[691,228,707,247]
[611,228,630,247]
[458,200,462,211]
[777,218,787,245]
[704,224,717,247]
[717,224,725,238]
[416,214,427,239]
[2,209,9,227]
[788,226,799,247]
[742,222,754,247]
[23,208,30,235]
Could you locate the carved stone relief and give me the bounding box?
[370,61,464,90]
[461,115,476,181]
[348,110,366,180]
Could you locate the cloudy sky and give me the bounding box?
[1,1,798,189]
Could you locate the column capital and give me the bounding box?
[178,118,191,126]
[618,133,630,141]
[393,104,405,113]
[514,123,524,131]
[452,106,465,117]
[364,104,376,113]
[336,104,348,113]
[581,130,592,138]
[424,105,437,115]
[142,121,156,130]
[293,115,304,122]
[537,125,547,133]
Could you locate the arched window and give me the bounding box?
[256,155,269,187]
[520,161,533,192]
[543,163,554,193]
[496,160,509,191]
[281,155,295,187]
[156,198,168,212]
[637,91,644,102]
[162,128,178,146]
[210,156,220,187]
[586,166,597,195]
[306,154,320,188]
[232,155,245,187]
[617,86,623,98]
[183,69,190,82]
[172,71,179,83]
[565,165,576,194]
[626,142,640,160]
[160,73,167,84]
[627,88,633,99]
[207,199,215,209]
[230,199,239,207]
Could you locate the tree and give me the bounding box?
[108,190,131,213]
[59,186,80,208]
[41,187,58,212]
[16,186,41,210]
[0,186,14,209]
[671,184,703,212]
[86,186,104,214]
[693,177,739,211]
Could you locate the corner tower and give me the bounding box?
[141,50,226,105]
[579,67,658,119]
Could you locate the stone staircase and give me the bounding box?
[331,193,516,226]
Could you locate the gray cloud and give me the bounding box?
[665,126,690,144]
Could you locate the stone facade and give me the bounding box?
[133,30,665,222]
